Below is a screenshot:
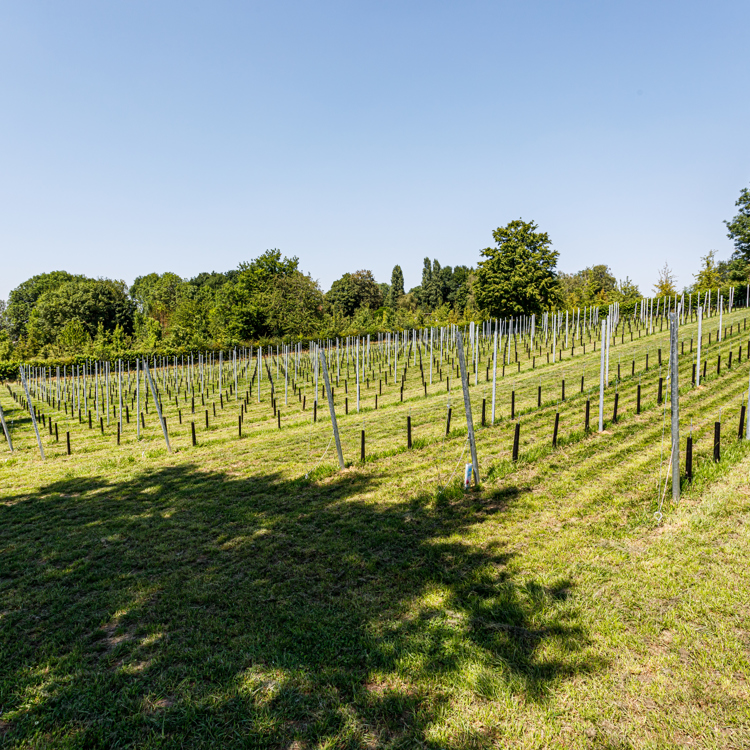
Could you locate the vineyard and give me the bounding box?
[2,306,750,748]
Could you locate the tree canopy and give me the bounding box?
[475,219,559,317]
[388,265,405,308]
[7,271,86,339]
[327,270,383,317]
[27,278,135,346]
[725,186,750,262]
[652,263,677,296]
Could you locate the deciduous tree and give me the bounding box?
[475,219,559,317]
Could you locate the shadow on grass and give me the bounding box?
[0,464,599,748]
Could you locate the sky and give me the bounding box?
[1,0,749,302]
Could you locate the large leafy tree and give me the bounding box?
[726,186,750,261]
[6,271,86,339]
[27,279,136,345]
[653,263,677,296]
[130,272,185,328]
[212,250,318,340]
[327,270,383,317]
[475,219,559,317]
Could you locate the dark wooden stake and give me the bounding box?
[714,421,721,462]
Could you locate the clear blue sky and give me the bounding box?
[1,1,748,302]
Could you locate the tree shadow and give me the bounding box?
[0,463,601,748]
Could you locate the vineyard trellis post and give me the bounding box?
[696,306,703,386]
[0,401,13,452]
[319,348,345,469]
[144,359,172,453]
[670,312,680,502]
[491,326,498,424]
[456,331,480,486]
[19,365,44,459]
[598,320,606,432]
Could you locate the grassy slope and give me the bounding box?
[1,312,750,748]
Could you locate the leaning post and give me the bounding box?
[20,365,44,459]
[319,348,345,469]
[456,331,480,486]
[144,359,172,453]
[0,401,13,452]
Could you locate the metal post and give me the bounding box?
[144,360,172,453]
[598,320,606,432]
[136,357,140,440]
[0,401,13,452]
[670,312,680,502]
[491,328,498,424]
[696,306,703,386]
[456,332,480,485]
[319,348,345,469]
[19,365,44,459]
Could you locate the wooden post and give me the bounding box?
[512,422,520,461]
[66,431,71,455]
[714,420,721,462]
[407,416,412,448]
[191,421,196,446]
[456,332,480,485]
[319,348,345,469]
[686,435,693,481]
[585,399,590,431]
[552,412,559,447]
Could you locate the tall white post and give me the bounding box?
[598,320,606,432]
[696,307,703,386]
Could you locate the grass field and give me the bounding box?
[2,311,750,748]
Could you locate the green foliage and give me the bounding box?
[559,265,640,308]
[26,279,135,349]
[693,251,722,292]
[55,319,91,355]
[725,186,750,261]
[716,255,749,285]
[653,263,677,296]
[6,271,86,339]
[412,260,473,315]
[327,270,383,317]
[130,272,185,327]
[212,250,321,341]
[388,265,405,308]
[475,219,560,317]
[188,270,238,291]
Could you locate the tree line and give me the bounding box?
[0,184,747,361]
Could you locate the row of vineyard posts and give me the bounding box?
[2,289,750,501]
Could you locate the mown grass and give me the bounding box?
[1,311,750,748]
